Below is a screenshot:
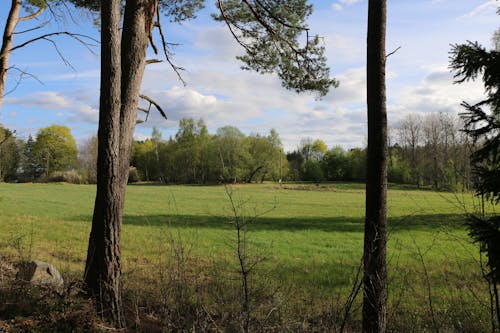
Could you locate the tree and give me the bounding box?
[450,42,500,202]
[19,134,39,181]
[78,136,98,183]
[32,125,78,176]
[363,1,388,332]
[0,1,96,110]
[75,0,336,326]
[397,114,422,187]
[216,125,250,182]
[0,126,19,181]
[322,146,348,180]
[450,11,500,328]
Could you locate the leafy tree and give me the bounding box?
[19,134,39,181]
[286,150,303,181]
[33,125,78,176]
[0,126,19,181]
[303,158,323,183]
[71,1,336,325]
[346,148,366,182]
[216,125,250,182]
[322,146,348,180]
[245,131,283,183]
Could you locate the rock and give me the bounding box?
[16,261,64,291]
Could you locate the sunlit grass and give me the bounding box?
[0,182,493,330]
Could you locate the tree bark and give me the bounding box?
[0,0,21,111]
[118,0,155,193]
[363,1,388,333]
[84,0,157,327]
[84,0,124,327]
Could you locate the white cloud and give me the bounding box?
[389,67,486,125]
[5,91,99,123]
[339,0,361,4]
[332,3,342,11]
[460,0,498,18]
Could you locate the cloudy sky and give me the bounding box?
[0,0,498,151]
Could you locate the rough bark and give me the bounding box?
[0,0,21,111]
[363,1,388,333]
[84,0,124,327]
[84,0,157,327]
[118,0,155,197]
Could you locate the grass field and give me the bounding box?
[0,182,494,331]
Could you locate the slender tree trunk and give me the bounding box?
[84,0,124,327]
[363,1,388,333]
[118,0,156,196]
[0,0,21,111]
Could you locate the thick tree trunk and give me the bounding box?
[363,1,388,333]
[84,0,124,327]
[0,0,21,111]
[84,0,157,327]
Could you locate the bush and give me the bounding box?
[46,170,84,184]
[128,166,140,183]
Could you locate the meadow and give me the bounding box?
[0,182,493,331]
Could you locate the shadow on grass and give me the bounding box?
[103,213,467,233]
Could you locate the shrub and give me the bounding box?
[128,166,140,183]
[46,170,84,184]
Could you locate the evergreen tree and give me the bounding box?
[450,8,500,329]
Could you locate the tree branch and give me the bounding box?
[154,7,186,86]
[13,21,49,35]
[18,6,44,22]
[1,32,99,61]
[139,94,167,120]
[4,66,44,97]
[386,46,401,58]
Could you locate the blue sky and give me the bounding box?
[0,0,498,151]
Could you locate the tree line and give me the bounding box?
[0,112,474,190]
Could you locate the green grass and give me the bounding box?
[0,182,494,331]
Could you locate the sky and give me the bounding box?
[0,0,499,152]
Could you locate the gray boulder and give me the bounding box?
[16,261,64,291]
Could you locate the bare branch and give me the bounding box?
[13,21,49,35]
[18,6,44,22]
[4,66,44,96]
[149,35,158,54]
[154,7,186,86]
[139,94,167,120]
[146,59,162,65]
[1,32,99,61]
[386,46,402,58]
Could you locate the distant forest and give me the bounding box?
[0,112,473,191]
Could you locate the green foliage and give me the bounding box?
[0,127,20,182]
[33,125,78,176]
[468,215,500,283]
[450,41,500,202]
[322,146,348,180]
[19,135,39,182]
[302,159,323,183]
[213,0,337,97]
[159,0,205,22]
